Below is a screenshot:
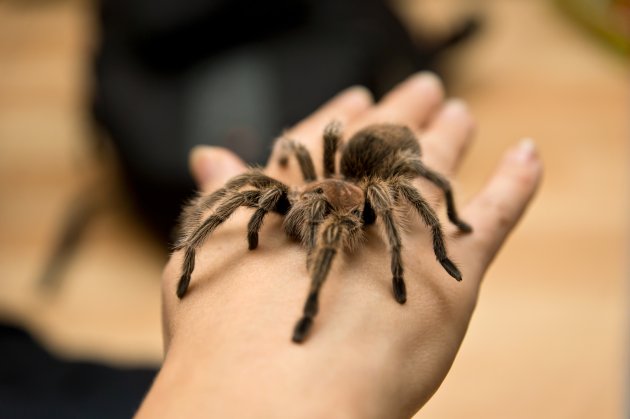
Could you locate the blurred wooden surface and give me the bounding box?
[0,0,627,417]
[0,0,166,365]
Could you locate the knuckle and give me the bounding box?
[478,194,514,231]
[513,167,539,190]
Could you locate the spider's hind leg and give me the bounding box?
[275,138,317,182]
[415,163,472,233]
[323,120,342,178]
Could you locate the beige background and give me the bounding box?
[0,0,627,417]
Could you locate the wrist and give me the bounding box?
[139,336,397,419]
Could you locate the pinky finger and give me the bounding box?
[460,139,543,274]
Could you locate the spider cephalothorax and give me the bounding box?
[174,122,472,343]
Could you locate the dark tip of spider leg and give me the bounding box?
[248,231,258,250]
[440,258,462,281]
[292,293,319,343]
[455,220,473,234]
[176,274,190,299]
[305,293,319,316]
[177,248,196,298]
[292,316,313,343]
[393,276,407,304]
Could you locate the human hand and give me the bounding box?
[138,73,542,418]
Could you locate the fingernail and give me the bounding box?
[443,99,468,117]
[344,85,373,102]
[515,138,536,162]
[410,71,441,89]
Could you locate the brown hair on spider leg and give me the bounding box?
[292,212,363,343]
[173,169,287,250]
[276,137,317,182]
[323,120,342,178]
[175,183,290,299]
[364,180,407,303]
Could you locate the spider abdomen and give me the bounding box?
[340,124,421,179]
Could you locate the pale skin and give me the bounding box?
[136,72,543,418]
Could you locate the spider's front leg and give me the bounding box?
[246,185,291,250]
[283,193,330,268]
[176,189,261,298]
[305,198,329,267]
[175,170,286,249]
[292,215,359,343]
[364,181,408,304]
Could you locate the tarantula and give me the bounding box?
[174,122,472,343]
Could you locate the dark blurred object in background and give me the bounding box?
[0,323,156,419]
[92,0,479,242]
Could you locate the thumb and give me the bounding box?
[189,146,248,193]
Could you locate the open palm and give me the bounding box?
[138,73,542,419]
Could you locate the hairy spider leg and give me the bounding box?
[396,180,462,281]
[176,189,262,298]
[246,185,290,250]
[283,194,330,268]
[276,138,317,182]
[414,162,472,233]
[175,170,285,249]
[365,181,407,304]
[305,197,329,268]
[388,156,472,233]
[323,120,342,178]
[247,208,266,250]
[292,215,359,343]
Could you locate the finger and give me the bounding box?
[421,99,475,176]
[267,86,373,182]
[350,72,444,132]
[189,146,248,194]
[459,139,543,273]
[286,86,373,142]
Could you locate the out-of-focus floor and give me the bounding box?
[0,0,627,417]
[0,0,165,365]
